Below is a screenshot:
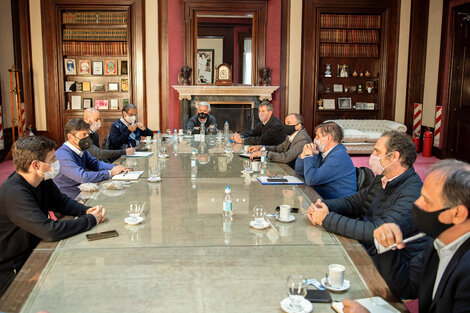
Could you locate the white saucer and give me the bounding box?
[158,154,169,158]
[276,214,296,223]
[280,296,313,313]
[147,177,161,182]
[249,219,270,230]
[320,277,350,292]
[241,169,253,174]
[124,216,144,225]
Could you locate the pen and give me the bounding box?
[375,232,426,254]
[122,171,128,177]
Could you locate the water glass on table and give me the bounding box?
[287,274,307,312]
[243,160,252,172]
[252,205,266,226]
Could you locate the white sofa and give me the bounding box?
[326,119,407,154]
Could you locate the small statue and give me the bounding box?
[325,85,331,93]
[357,84,364,93]
[179,65,192,85]
[352,70,358,77]
[325,64,332,77]
[317,98,324,110]
[359,72,364,77]
[365,70,371,77]
[259,67,271,86]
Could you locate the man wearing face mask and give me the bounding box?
[108,103,153,150]
[186,102,218,134]
[53,119,128,199]
[307,131,423,253]
[0,136,105,297]
[247,113,311,168]
[83,108,135,161]
[231,101,285,146]
[294,121,356,199]
[342,160,470,313]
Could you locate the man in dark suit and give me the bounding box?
[231,101,285,146]
[83,108,135,161]
[342,159,470,313]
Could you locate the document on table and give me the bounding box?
[332,297,399,313]
[112,171,144,181]
[238,153,260,159]
[257,176,305,185]
[122,151,154,157]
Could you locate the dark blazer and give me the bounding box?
[108,119,153,150]
[87,131,125,161]
[186,114,218,134]
[373,236,470,313]
[265,128,312,168]
[240,115,285,146]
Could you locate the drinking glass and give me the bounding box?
[128,201,143,218]
[166,129,171,136]
[149,167,161,180]
[243,160,252,172]
[252,205,266,225]
[159,144,168,157]
[286,275,307,312]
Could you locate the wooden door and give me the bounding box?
[445,4,470,162]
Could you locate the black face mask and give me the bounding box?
[412,203,454,238]
[198,113,208,119]
[283,124,298,135]
[75,135,92,151]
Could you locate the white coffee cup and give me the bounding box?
[251,161,260,172]
[279,204,291,220]
[178,129,184,135]
[328,264,345,288]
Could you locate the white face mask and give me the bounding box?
[90,121,101,132]
[368,152,395,175]
[314,138,326,153]
[38,160,60,180]
[126,115,136,124]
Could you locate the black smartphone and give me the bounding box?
[86,230,119,241]
[267,178,288,182]
[275,206,299,213]
[305,289,332,303]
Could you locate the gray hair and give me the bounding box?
[198,102,211,111]
[123,103,136,113]
[83,107,99,119]
[381,131,417,168]
[287,113,304,125]
[429,159,470,211]
[259,100,273,112]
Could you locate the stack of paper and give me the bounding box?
[112,170,144,181]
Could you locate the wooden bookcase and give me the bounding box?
[301,0,399,135]
[41,0,144,144]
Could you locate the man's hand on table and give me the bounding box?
[87,205,106,223]
[248,145,262,153]
[231,132,243,144]
[373,223,405,250]
[342,299,370,313]
[307,199,329,226]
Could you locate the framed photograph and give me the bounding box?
[365,80,375,93]
[108,82,119,92]
[71,95,81,110]
[338,97,352,109]
[323,99,335,110]
[355,102,366,110]
[123,98,129,106]
[92,61,103,75]
[333,84,343,93]
[75,82,83,92]
[64,59,76,75]
[93,83,105,92]
[104,60,118,75]
[82,81,91,92]
[121,78,129,92]
[365,102,375,110]
[65,81,75,92]
[120,60,128,75]
[95,99,109,110]
[83,98,92,109]
[196,49,214,84]
[110,99,119,110]
[337,64,350,78]
[78,60,91,75]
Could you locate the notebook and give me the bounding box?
[122,151,154,158]
[112,170,144,180]
[332,297,400,313]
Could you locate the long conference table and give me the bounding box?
[0,135,407,313]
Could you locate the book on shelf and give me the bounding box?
[62,42,127,56]
[320,14,381,29]
[62,11,127,24]
[71,95,82,110]
[320,43,379,57]
[63,29,127,41]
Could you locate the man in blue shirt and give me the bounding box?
[295,121,356,199]
[54,119,128,199]
[108,103,153,150]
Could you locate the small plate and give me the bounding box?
[249,219,270,230]
[147,177,162,182]
[241,169,253,174]
[158,154,169,158]
[320,277,350,292]
[124,216,144,225]
[280,297,313,313]
[276,215,296,223]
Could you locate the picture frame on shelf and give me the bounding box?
[95,99,109,110]
[121,79,129,92]
[355,102,366,110]
[64,59,76,75]
[75,82,83,92]
[333,84,343,93]
[337,64,349,78]
[108,82,119,92]
[123,99,129,106]
[82,81,91,92]
[93,83,105,92]
[65,81,75,92]
[365,81,375,93]
[110,99,119,110]
[83,98,92,109]
[365,103,375,110]
[197,49,214,84]
[323,99,335,110]
[71,95,81,110]
[78,60,91,75]
[120,60,128,75]
[338,97,352,109]
[104,60,118,75]
[92,61,103,75]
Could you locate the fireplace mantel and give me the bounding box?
[172,85,279,101]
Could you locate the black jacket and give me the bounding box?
[240,115,285,146]
[0,173,96,271]
[87,131,125,161]
[186,114,218,134]
[323,167,423,249]
[374,236,470,312]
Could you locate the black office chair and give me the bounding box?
[356,166,375,191]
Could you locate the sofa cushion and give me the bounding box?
[343,129,368,143]
[362,131,382,143]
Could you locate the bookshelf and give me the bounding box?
[41,0,144,145]
[301,1,399,135]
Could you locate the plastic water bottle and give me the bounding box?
[191,149,198,168]
[200,122,205,140]
[173,128,177,141]
[223,215,232,245]
[260,146,267,168]
[223,186,233,216]
[224,121,230,140]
